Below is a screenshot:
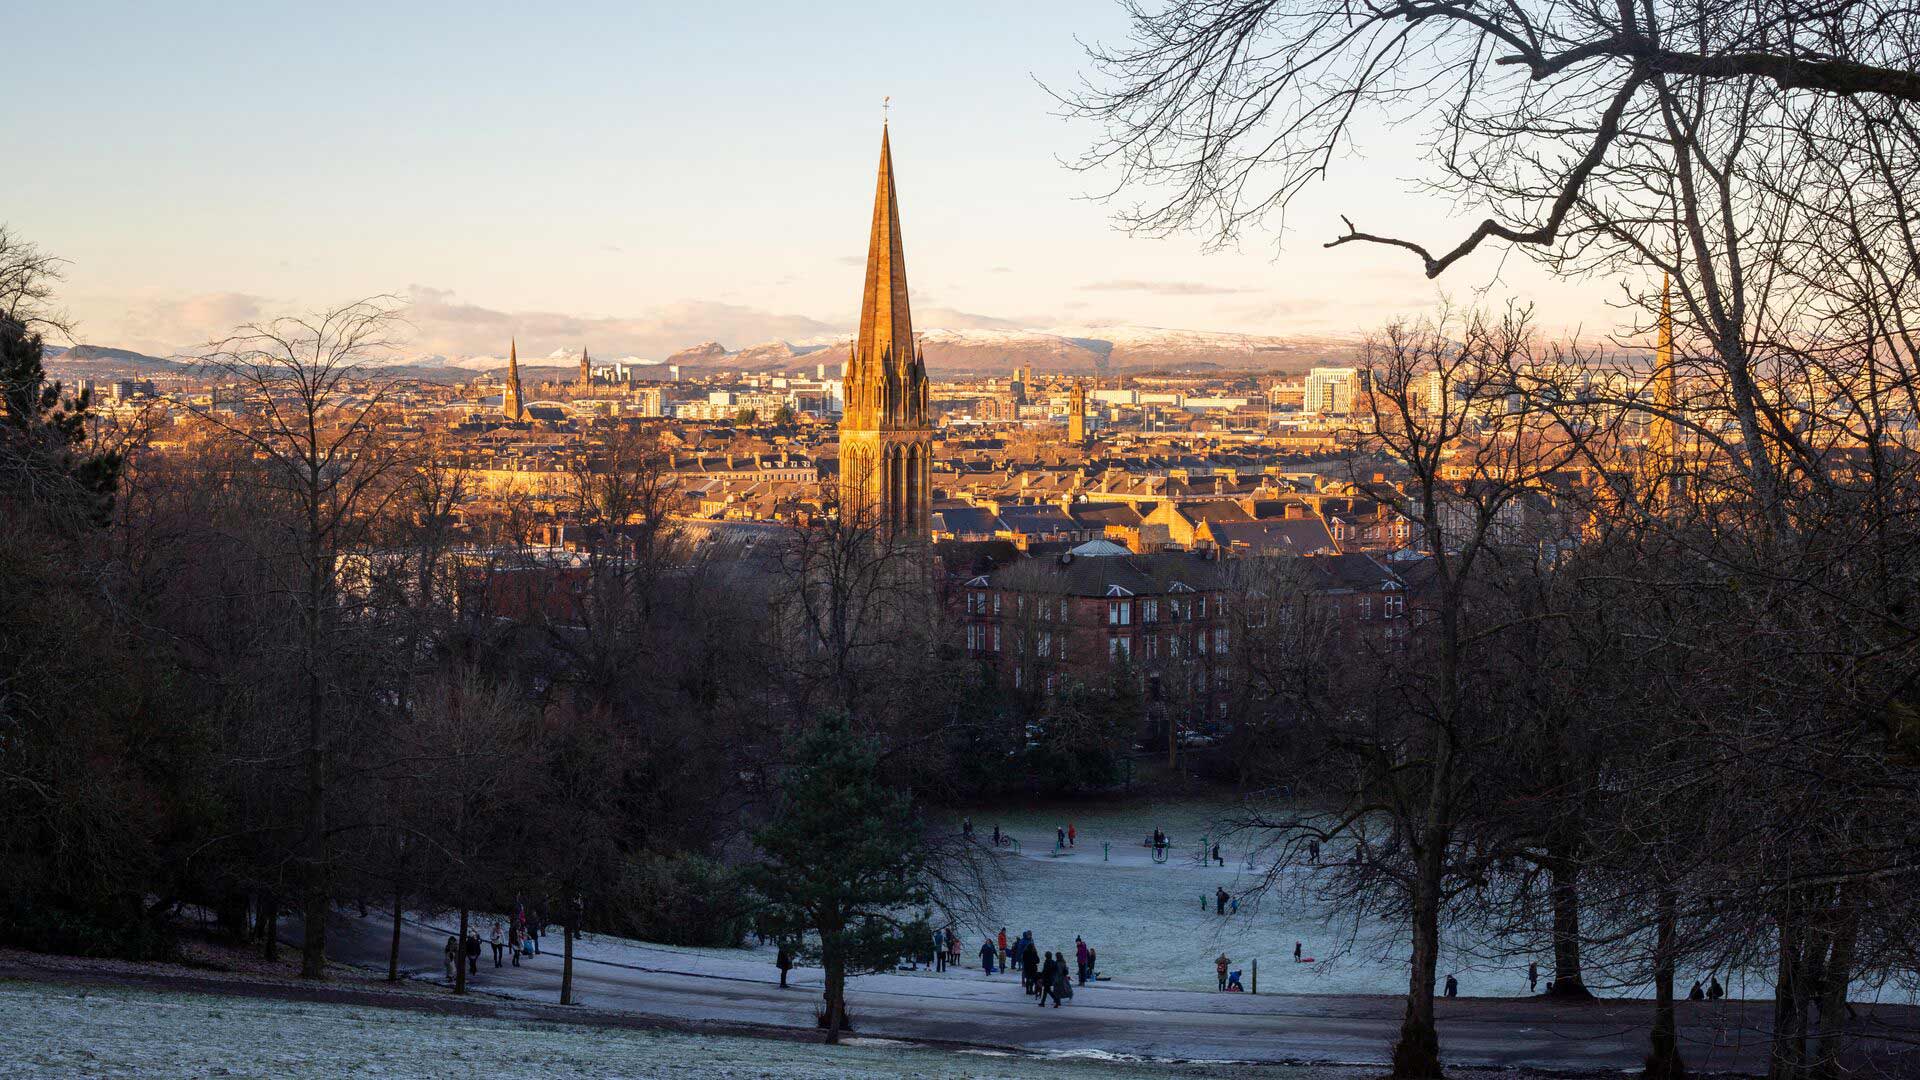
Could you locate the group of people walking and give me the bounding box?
[443,905,545,983]
[979,928,1096,1007]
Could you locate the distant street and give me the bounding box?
[314,911,1919,1075]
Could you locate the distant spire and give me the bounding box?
[1650,275,1677,463]
[504,337,525,420]
[579,345,592,388]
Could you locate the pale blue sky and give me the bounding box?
[8,0,1624,358]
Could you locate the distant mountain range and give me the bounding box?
[43,325,1363,385]
[664,326,1361,376]
[40,344,190,379]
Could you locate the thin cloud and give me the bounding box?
[1081,279,1254,297]
[405,286,844,359]
[70,290,272,356]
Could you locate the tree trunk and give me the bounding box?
[299,516,330,980]
[1770,913,1809,1080]
[1392,831,1446,1078]
[1546,852,1592,998]
[561,912,576,1005]
[216,893,248,940]
[386,890,404,982]
[823,958,847,1045]
[1809,905,1858,1080]
[261,893,279,963]
[455,907,469,995]
[1644,886,1686,1079]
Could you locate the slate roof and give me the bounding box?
[1202,518,1338,556]
[985,549,1229,597]
[993,503,1080,536]
[931,506,1001,535]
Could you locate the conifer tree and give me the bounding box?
[751,711,932,1044]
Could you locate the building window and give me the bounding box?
[1197,597,1207,618]
[1108,600,1130,626]
[1216,628,1229,654]
[1216,596,1227,618]
[1060,598,1069,621]
[1384,594,1404,618]
[1109,636,1132,660]
[1197,630,1208,654]
[1144,634,1158,659]
[1014,667,1022,689]
[967,624,979,650]
[1141,599,1159,623]
[1038,632,1052,658]
[1359,595,1372,619]
[1017,596,1025,615]
[1169,598,1184,621]
[993,593,1001,615]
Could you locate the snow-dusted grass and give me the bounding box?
[962,800,1477,997]
[0,981,1371,1079]
[440,798,1906,1007]
[534,798,1525,998]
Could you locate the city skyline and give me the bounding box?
[10,1,1637,361]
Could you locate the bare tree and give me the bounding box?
[0,224,72,338]
[187,297,412,978]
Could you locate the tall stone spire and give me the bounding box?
[579,345,592,389]
[853,124,914,393]
[1650,276,1677,460]
[503,338,525,421]
[839,123,932,539]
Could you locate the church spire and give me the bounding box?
[579,345,591,389]
[503,337,525,421]
[855,124,913,383]
[838,123,931,540]
[1651,276,1676,460]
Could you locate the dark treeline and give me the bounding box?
[1064,3,1920,1076]
[0,240,1018,1024]
[1213,312,1920,1080]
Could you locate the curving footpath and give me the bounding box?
[308,911,1919,1076]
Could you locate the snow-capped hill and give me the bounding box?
[42,343,189,379]
[666,341,727,367]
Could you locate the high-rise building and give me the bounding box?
[1067,380,1087,446]
[1304,367,1359,415]
[503,338,525,420]
[838,124,932,540]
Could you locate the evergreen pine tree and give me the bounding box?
[0,315,121,521]
[751,711,932,1043]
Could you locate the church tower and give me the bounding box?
[579,346,592,389]
[1067,380,1087,447]
[503,338,525,421]
[1649,277,1677,460]
[838,124,932,539]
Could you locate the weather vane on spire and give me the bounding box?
[883,95,890,124]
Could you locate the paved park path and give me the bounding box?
[313,910,1919,1075]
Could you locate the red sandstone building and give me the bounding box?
[959,539,1415,740]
